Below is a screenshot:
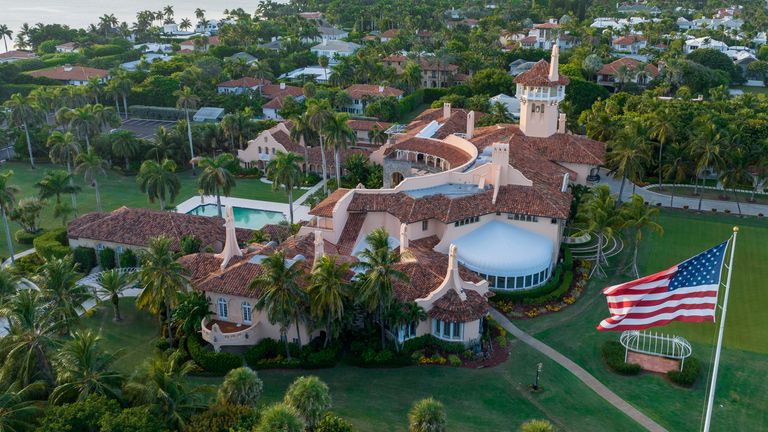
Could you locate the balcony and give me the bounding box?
[201,318,259,352]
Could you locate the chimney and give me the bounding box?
[399,223,409,254]
[491,142,509,166]
[548,44,559,82]
[443,102,451,119]
[64,64,73,72]
[558,113,567,133]
[313,230,325,267]
[466,111,475,139]
[215,206,243,270]
[378,85,385,93]
[279,82,286,90]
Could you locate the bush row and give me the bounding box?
[187,334,243,375]
[73,246,97,273]
[524,270,574,306]
[601,341,641,375]
[668,357,700,387]
[15,229,43,245]
[244,337,338,370]
[402,334,466,355]
[33,228,70,260]
[128,105,187,121]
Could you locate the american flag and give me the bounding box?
[597,241,729,331]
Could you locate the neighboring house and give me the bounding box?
[684,37,728,54]
[612,35,647,54]
[261,94,306,120]
[0,50,37,63]
[179,36,221,52]
[195,19,222,35]
[261,82,305,100]
[120,54,170,71]
[28,65,110,85]
[509,60,536,76]
[317,25,349,41]
[228,52,257,64]
[446,18,479,29]
[597,58,659,89]
[617,3,661,15]
[216,77,272,95]
[310,40,361,63]
[489,93,521,119]
[55,42,77,53]
[753,32,767,46]
[591,16,653,29]
[134,43,173,53]
[343,84,404,115]
[193,107,226,122]
[383,55,460,88]
[347,119,393,145]
[732,51,758,77]
[298,11,324,20]
[258,38,283,51]
[519,21,576,50]
[379,28,434,43]
[279,66,333,84]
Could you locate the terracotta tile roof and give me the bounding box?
[381,29,399,38]
[261,84,304,99]
[533,23,560,29]
[336,213,366,256]
[217,77,271,88]
[513,60,570,86]
[384,137,472,167]
[29,65,109,82]
[393,243,482,302]
[598,58,659,77]
[260,224,293,242]
[309,188,351,217]
[0,50,36,60]
[347,119,392,131]
[180,36,220,47]
[520,36,538,44]
[262,95,289,110]
[345,84,404,99]
[613,35,645,45]
[264,123,369,167]
[407,108,483,139]
[429,289,489,322]
[67,207,253,251]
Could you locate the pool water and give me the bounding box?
[187,204,285,230]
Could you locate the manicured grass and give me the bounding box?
[0,161,302,258]
[516,209,768,431]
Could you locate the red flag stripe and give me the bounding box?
[602,267,677,294]
[606,290,719,310]
[597,314,714,331]
[603,303,717,321]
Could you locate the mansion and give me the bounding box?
[182,46,605,352]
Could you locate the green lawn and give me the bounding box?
[646,185,768,205]
[0,161,301,258]
[516,210,768,431]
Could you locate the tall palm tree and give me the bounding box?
[266,151,303,224]
[0,25,12,52]
[137,159,181,210]
[289,112,315,169]
[110,129,140,171]
[136,236,190,347]
[402,61,422,93]
[47,131,81,213]
[76,149,109,212]
[50,330,123,405]
[607,124,651,204]
[661,141,690,207]
[647,109,676,190]
[308,255,350,347]
[85,77,105,105]
[0,381,45,431]
[107,71,132,119]
[307,99,333,195]
[59,105,96,150]
[35,169,81,223]
[175,87,200,172]
[179,18,192,31]
[96,269,135,322]
[0,171,19,264]
[146,127,177,162]
[220,114,239,151]
[575,185,623,278]
[196,153,236,218]
[689,120,725,210]
[4,93,44,168]
[325,112,355,186]
[250,251,307,359]
[368,125,388,146]
[356,228,408,349]
[719,146,752,216]
[620,194,664,278]
[35,257,90,335]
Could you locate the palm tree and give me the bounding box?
[620,194,664,278]
[719,146,752,216]
[85,77,105,104]
[308,255,351,347]
[402,61,422,93]
[137,159,181,210]
[0,381,44,431]
[75,149,109,212]
[647,109,676,190]
[283,376,332,429]
[217,367,263,407]
[110,129,140,171]
[266,151,303,224]
[689,120,725,210]
[47,131,81,213]
[179,18,192,31]
[96,269,135,322]
[50,330,123,405]
[0,269,19,306]
[146,127,176,162]
[0,25,12,52]
[661,142,690,207]
[289,112,315,169]
[220,114,239,151]
[368,125,388,146]
[0,171,19,264]
[607,125,651,204]
[520,419,555,432]
[408,398,447,432]
[36,169,81,223]
[4,93,44,168]
[196,153,236,218]
[257,403,305,432]
[108,71,132,119]
[325,112,356,186]
[307,99,334,195]
[35,257,90,335]
[175,87,200,172]
[250,251,307,359]
[575,185,623,278]
[356,228,408,349]
[136,236,190,347]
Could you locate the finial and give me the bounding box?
[733,226,739,233]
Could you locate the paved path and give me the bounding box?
[1,248,37,268]
[599,169,768,216]
[490,309,667,432]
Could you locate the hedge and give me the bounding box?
[402,334,465,355]
[187,334,243,375]
[99,247,116,270]
[491,265,563,302]
[398,89,424,119]
[244,337,337,369]
[119,249,138,268]
[73,246,97,273]
[601,341,641,375]
[128,105,187,121]
[523,270,573,306]
[668,357,700,387]
[15,229,42,245]
[33,228,70,260]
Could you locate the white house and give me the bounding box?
[55,42,77,53]
[28,65,109,86]
[611,35,647,54]
[684,37,728,54]
[134,43,173,53]
[489,93,520,119]
[120,54,171,71]
[279,66,333,84]
[343,84,404,115]
[311,40,361,63]
[195,19,222,35]
[0,50,37,64]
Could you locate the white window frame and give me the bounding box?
[431,319,464,341]
[218,298,228,318]
[242,302,252,323]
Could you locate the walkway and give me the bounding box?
[600,169,768,216]
[490,309,667,432]
[1,248,37,268]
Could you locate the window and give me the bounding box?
[432,319,463,341]
[399,322,417,341]
[422,220,429,231]
[454,216,480,227]
[507,213,538,223]
[242,302,252,323]
[218,298,228,318]
[258,146,262,153]
[96,243,105,251]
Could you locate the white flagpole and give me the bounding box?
[703,226,738,432]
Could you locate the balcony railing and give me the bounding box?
[201,317,259,352]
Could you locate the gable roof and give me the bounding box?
[217,77,270,88]
[344,84,404,99]
[311,40,361,52]
[29,65,109,82]
[598,57,658,77]
[513,60,570,86]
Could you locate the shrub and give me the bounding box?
[668,357,700,387]
[37,394,120,432]
[99,406,170,432]
[180,235,202,255]
[128,105,186,121]
[9,252,45,276]
[14,229,42,245]
[448,354,461,366]
[187,334,243,374]
[186,404,258,432]
[99,247,116,270]
[244,337,302,369]
[303,347,338,369]
[119,248,137,268]
[495,335,508,348]
[463,350,474,360]
[402,334,465,355]
[73,246,97,272]
[601,341,640,375]
[523,271,574,306]
[374,349,394,364]
[33,228,70,260]
[315,412,354,432]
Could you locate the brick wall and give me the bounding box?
[627,351,681,374]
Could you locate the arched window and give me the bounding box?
[242,302,252,323]
[218,298,228,318]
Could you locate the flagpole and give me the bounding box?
[702,226,738,432]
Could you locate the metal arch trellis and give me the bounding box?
[619,330,693,371]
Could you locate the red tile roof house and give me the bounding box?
[597,58,659,89]
[0,50,37,64]
[611,35,647,55]
[258,83,306,120]
[28,64,110,86]
[179,35,221,52]
[216,77,272,95]
[342,84,404,115]
[383,55,461,88]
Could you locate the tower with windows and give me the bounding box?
[515,45,569,138]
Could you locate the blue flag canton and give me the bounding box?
[669,241,728,291]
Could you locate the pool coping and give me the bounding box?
[175,195,312,225]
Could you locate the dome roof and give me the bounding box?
[452,221,553,277]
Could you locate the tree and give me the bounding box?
[0,268,19,307]
[408,398,447,432]
[660,142,690,207]
[136,236,190,347]
[47,131,81,212]
[356,227,408,349]
[50,330,123,405]
[257,403,305,432]
[307,99,334,195]
[179,18,192,31]
[36,169,81,223]
[368,125,388,147]
[324,112,355,186]
[284,376,332,429]
[0,171,19,263]
[266,151,304,224]
[620,194,663,277]
[607,121,651,203]
[689,120,725,210]
[520,419,555,432]
[250,251,307,359]
[402,61,422,93]
[468,68,515,96]
[4,93,44,168]
[96,269,135,322]
[647,109,676,190]
[107,71,132,119]
[109,129,140,171]
[575,185,623,278]
[36,394,119,432]
[196,153,236,218]
[175,87,200,172]
[308,255,350,347]
[0,381,44,432]
[36,257,90,335]
[718,145,752,216]
[217,367,263,407]
[76,149,109,212]
[99,405,170,432]
[171,291,210,338]
[582,54,603,80]
[289,112,315,169]
[137,159,181,210]
[0,24,11,52]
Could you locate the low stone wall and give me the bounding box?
[627,351,680,374]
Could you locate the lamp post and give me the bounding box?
[533,362,543,390]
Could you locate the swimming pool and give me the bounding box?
[187,204,285,230]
